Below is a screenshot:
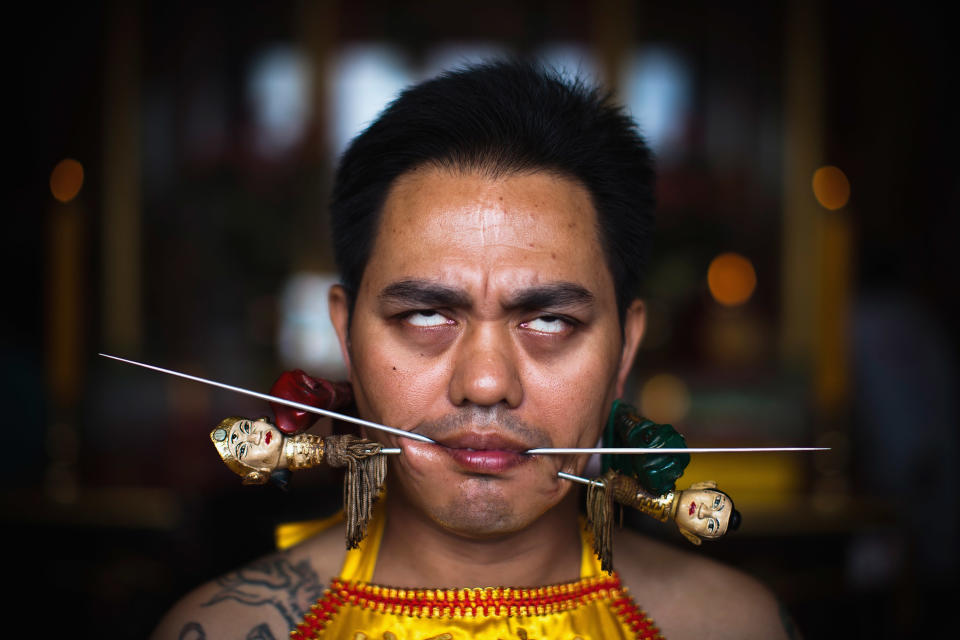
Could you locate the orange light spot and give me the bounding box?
[639,373,691,425]
[50,158,84,203]
[707,252,756,307]
[812,165,850,210]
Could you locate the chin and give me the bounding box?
[420,476,555,538]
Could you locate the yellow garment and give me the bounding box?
[288,502,663,639]
[276,511,344,551]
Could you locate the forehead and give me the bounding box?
[693,489,723,502]
[363,167,612,298]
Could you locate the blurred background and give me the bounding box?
[7,0,957,636]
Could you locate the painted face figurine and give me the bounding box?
[210,416,389,548]
[211,417,285,484]
[672,481,740,545]
[588,470,741,570]
[210,416,339,486]
[596,472,740,545]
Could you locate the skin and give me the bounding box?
[329,166,644,588]
[151,166,790,639]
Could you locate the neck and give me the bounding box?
[372,490,584,589]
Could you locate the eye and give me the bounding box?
[707,519,715,532]
[237,444,247,459]
[231,432,238,444]
[405,311,454,328]
[713,495,722,509]
[241,421,250,434]
[521,316,570,335]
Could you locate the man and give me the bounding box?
[153,61,791,639]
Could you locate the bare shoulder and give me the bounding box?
[613,527,794,640]
[150,522,348,640]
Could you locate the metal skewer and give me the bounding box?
[527,447,829,454]
[100,354,829,456]
[99,353,437,444]
[557,470,604,487]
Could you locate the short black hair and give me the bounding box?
[714,488,741,534]
[330,59,655,319]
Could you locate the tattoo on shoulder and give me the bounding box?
[202,553,326,630]
[778,600,803,640]
[178,622,206,640]
[246,623,278,640]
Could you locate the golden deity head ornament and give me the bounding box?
[210,416,285,485]
[584,470,745,571]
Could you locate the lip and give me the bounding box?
[265,431,272,445]
[428,432,534,474]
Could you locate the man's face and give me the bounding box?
[331,166,643,538]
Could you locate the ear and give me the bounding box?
[329,284,353,377]
[615,299,646,398]
[679,527,703,546]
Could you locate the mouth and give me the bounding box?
[265,431,272,445]
[689,501,697,517]
[429,432,534,474]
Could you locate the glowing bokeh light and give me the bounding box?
[622,46,692,160]
[278,272,347,376]
[248,45,312,159]
[329,45,412,158]
[707,252,757,307]
[50,158,84,203]
[812,165,851,210]
[639,373,691,425]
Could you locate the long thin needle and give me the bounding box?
[99,354,829,455]
[526,447,829,454]
[557,470,604,487]
[99,353,437,444]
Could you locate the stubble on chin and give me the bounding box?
[424,478,536,538]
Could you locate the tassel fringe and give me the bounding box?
[323,435,388,549]
[586,471,616,573]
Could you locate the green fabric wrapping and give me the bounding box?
[602,400,690,495]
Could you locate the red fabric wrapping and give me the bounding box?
[269,369,353,434]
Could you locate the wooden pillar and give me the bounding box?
[780,0,824,371]
[591,0,636,93]
[45,198,84,503]
[295,0,339,272]
[781,0,852,505]
[102,1,142,355]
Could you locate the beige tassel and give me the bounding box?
[586,470,618,573]
[322,435,388,549]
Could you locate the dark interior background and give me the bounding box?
[7,1,956,637]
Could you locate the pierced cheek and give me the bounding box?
[397,441,446,471]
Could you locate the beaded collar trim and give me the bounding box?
[292,572,663,639]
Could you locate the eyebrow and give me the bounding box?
[379,280,472,309]
[503,283,594,311]
[378,280,594,312]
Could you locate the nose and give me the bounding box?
[448,322,523,408]
[246,430,262,445]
